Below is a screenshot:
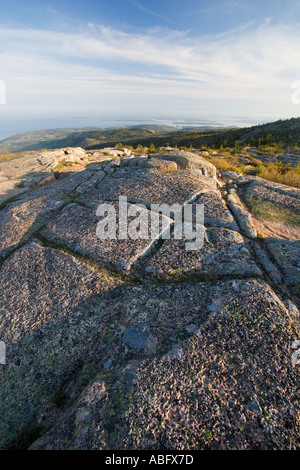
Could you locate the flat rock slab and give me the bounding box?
[28,279,300,450]
[41,202,172,272]
[0,154,51,180]
[77,168,217,208]
[125,279,300,450]
[121,156,178,172]
[0,170,97,260]
[222,171,300,205]
[194,191,239,231]
[0,148,87,180]
[0,148,90,203]
[30,380,109,450]
[0,179,26,205]
[266,238,300,288]
[144,228,261,279]
[244,182,300,212]
[258,154,300,168]
[1,152,300,451]
[0,240,120,449]
[100,147,131,157]
[152,151,217,178]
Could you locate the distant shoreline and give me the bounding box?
[0,116,267,142]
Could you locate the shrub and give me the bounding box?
[147,143,156,154]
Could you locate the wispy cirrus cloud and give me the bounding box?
[0,20,299,117]
[129,0,182,26]
[198,0,248,14]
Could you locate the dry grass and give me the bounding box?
[206,154,245,174]
[53,160,75,171]
[257,164,300,188]
[206,152,300,189]
[243,197,300,227]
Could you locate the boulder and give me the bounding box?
[100,148,132,157]
[153,151,217,178]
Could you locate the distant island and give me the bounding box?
[1,117,300,154]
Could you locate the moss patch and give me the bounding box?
[243,197,300,227]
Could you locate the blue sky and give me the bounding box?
[1,0,300,131]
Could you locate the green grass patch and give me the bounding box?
[54,160,75,171]
[244,197,300,227]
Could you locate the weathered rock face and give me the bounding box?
[221,171,300,298]
[0,147,89,204]
[153,151,217,178]
[100,147,132,157]
[0,149,299,450]
[221,171,300,208]
[0,170,97,260]
[243,178,300,212]
[144,227,262,280]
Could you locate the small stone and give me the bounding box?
[248,399,263,416]
[104,359,112,369]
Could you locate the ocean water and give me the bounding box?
[0,115,267,142]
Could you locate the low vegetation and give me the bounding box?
[254,163,300,188]
[1,117,300,189]
[1,117,300,154]
[204,151,300,188]
[53,160,75,171]
[243,197,300,227]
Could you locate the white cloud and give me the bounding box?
[129,0,182,27]
[0,21,299,118]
